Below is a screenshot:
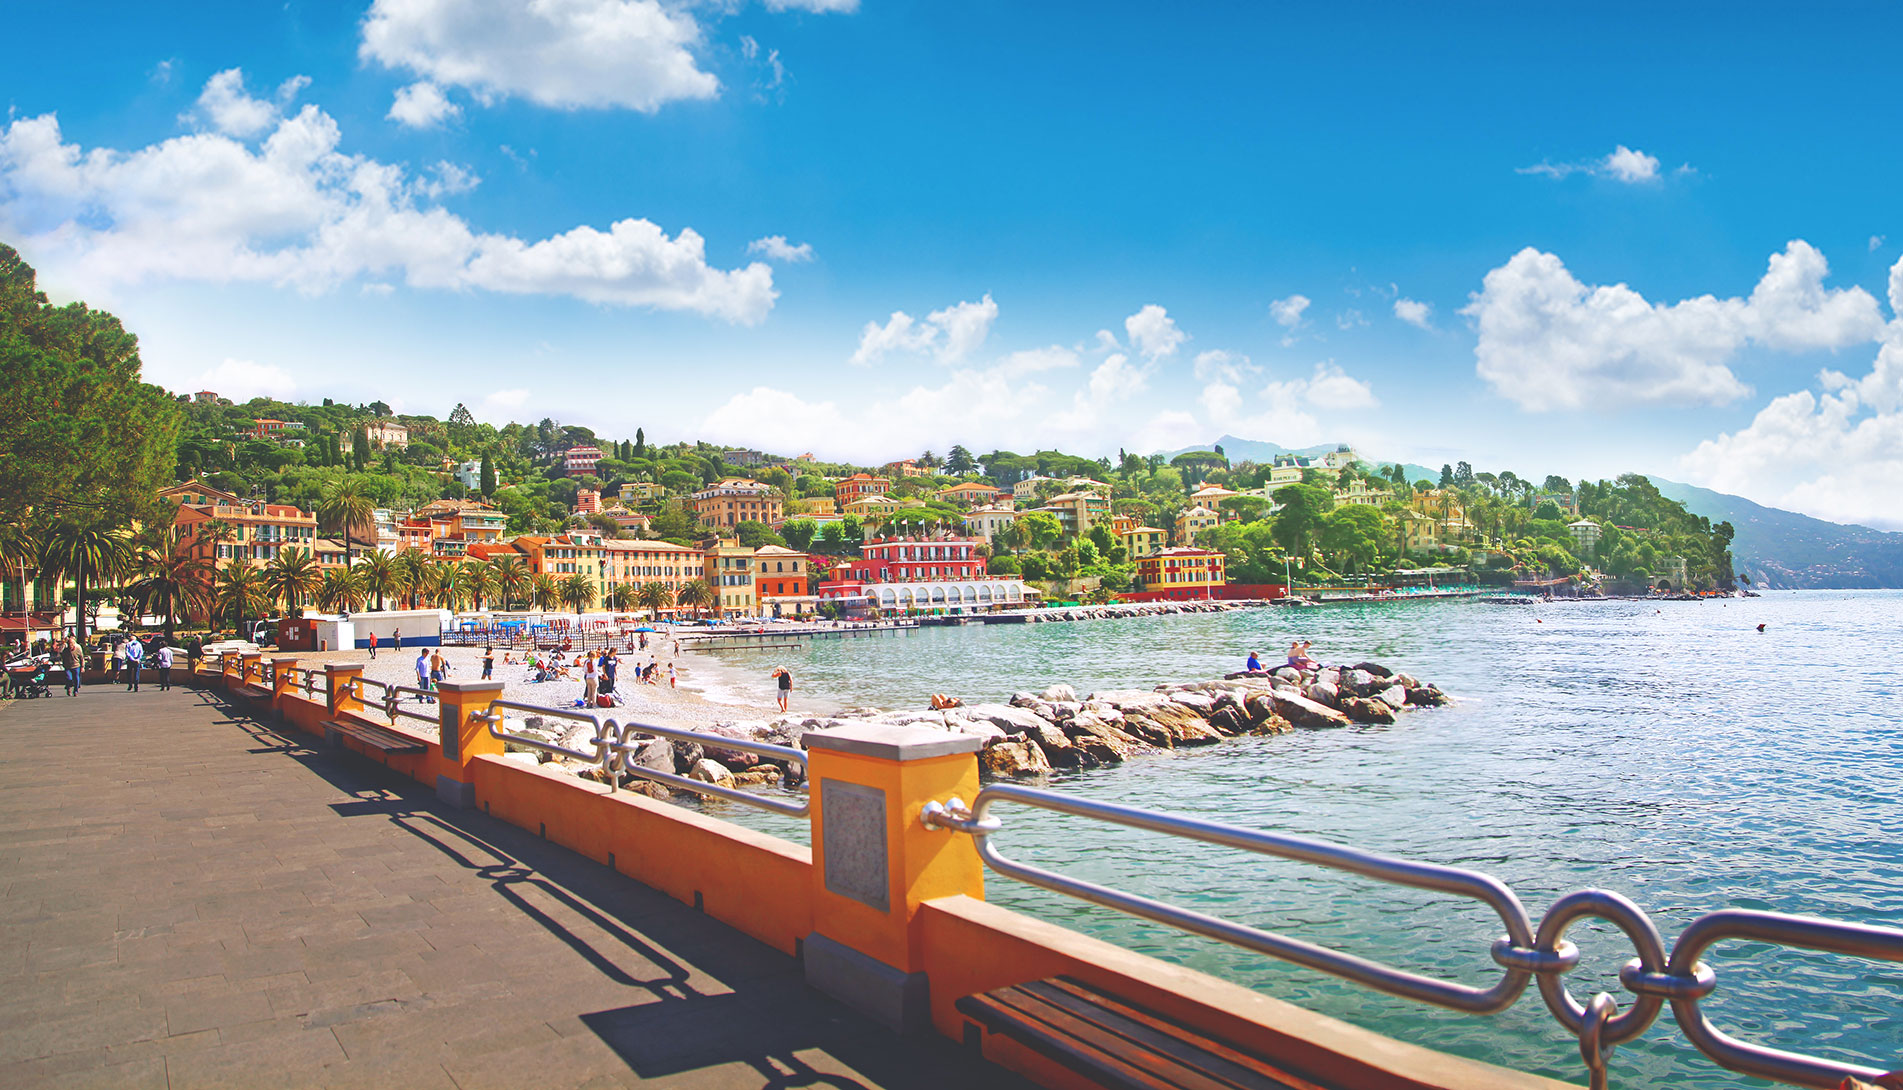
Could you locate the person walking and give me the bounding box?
[61,637,82,697]
[155,642,174,691]
[482,646,494,680]
[773,667,792,712]
[667,661,676,689]
[430,648,448,694]
[368,632,378,660]
[123,637,144,692]
[415,648,434,703]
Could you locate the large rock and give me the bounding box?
[960,703,1047,736]
[689,757,736,787]
[1339,669,1380,696]
[1039,683,1077,702]
[1351,661,1394,679]
[1028,722,1088,768]
[1340,696,1397,724]
[626,736,675,774]
[1406,686,1451,707]
[1087,689,1172,712]
[1272,666,1303,683]
[1064,714,1148,763]
[1305,681,1341,708]
[1269,690,1352,729]
[1207,706,1248,735]
[981,739,1053,779]
[1375,685,1409,710]
[1168,691,1216,714]
[1124,703,1224,746]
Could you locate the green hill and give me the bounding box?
[1651,478,1903,588]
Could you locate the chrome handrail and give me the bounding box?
[348,676,442,727]
[475,700,809,818]
[922,783,1902,1090]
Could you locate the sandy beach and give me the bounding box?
[287,639,784,728]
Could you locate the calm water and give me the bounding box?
[695,592,1902,1088]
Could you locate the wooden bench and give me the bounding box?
[322,718,428,755]
[956,977,1333,1090]
[235,681,273,701]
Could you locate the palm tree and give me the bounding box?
[675,577,714,619]
[124,544,214,637]
[634,580,674,618]
[397,549,433,608]
[316,566,366,614]
[461,561,495,612]
[355,551,406,611]
[1,522,42,626]
[489,556,530,610]
[39,521,131,642]
[216,560,270,633]
[558,573,597,615]
[529,572,561,611]
[606,583,640,611]
[434,564,470,612]
[318,480,377,565]
[262,547,323,616]
[414,562,451,609]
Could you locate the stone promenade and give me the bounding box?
[0,686,1026,1089]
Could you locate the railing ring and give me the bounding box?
[1532,889,1669,1047]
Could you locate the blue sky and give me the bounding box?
[5,1,1902,526]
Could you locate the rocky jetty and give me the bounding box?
[497,659,1450,791]
[1007,599,1262,624]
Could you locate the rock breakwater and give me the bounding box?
[495,658,1450,791]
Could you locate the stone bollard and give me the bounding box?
[800,724,985,1034]
[325,663,364,719]
[269,657,299,718]
[435,679,506,809]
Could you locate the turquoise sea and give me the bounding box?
[694,591,1902,1088]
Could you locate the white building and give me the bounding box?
[1012,475,1054,501]
[363,420,409,450]
[1568,519,1602,557]
[964,504,1019,542]
[454,460,483,491]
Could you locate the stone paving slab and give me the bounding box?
[0,687,1028,1090]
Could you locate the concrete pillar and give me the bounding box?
[219,652,239,691]
[269,657,298,717]
[325,663,364,718]
[801,724,984,1034]
[435,679,505,809]
[239,652,262,688]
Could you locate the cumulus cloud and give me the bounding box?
[0,82,777,322]
[747,235,813,263]
[200,358,297,401]
[1463,241,1884,410]
[848,294,997,365]
[765,0,858,10]
[1124,304,1186,360]
[1303,361,1379,409]
[360,0,719,112]
[1873,235,1887,253]
[1680,282,1903,531]
[1393,297,1433,330]
[191,68,301,137]
[1520,144,1669,184]
[1269,294,1309,329]
[388,81,461,128]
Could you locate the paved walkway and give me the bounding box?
[0,686,1027,1090]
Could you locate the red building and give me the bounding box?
[832,535,988,585]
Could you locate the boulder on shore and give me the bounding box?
[689,757,736,788]
[982,739,1053,779]
[1269,690,1352,729]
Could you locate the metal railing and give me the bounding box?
[348,676,442,727]
[921,783,1902,1090]
[476,700,809,818]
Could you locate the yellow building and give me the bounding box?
[1035,491,1110,538]
[1121,525,1169,558]
[1400,511,1441,551]
[693,478,784,529]
[619,481,666,503]
[844,496,902,518]
[1174,505,1219,545]
[1135,547,1227,595]
[703,541,758,617]
[508,534,703,609]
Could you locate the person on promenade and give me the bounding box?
[368,632,378,660]
[582,651,598,707]
[430,648,448,694]
[393,633,402,655]
[155,642,174,691]
[61,638,81,697]
[186,636,202,675]
[773,667,792,712]
[124,637,144,691]
[482,646,494,680]
[415,648,434,703]
[1246,651,1262,672]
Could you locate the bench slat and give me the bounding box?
[956,977,1328,1090]
[322,719,428,755]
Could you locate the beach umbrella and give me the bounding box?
[633,625,656,632]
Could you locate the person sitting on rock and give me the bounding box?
[1246,651,1262,672]
[1287,640,1321,671]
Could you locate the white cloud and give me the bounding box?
[1519,144,1672,184]
[1124,304,1186,360]
[388,81,461,128]
[1601,145,1661,183]
[1463,241,1884,410]
[1393,297,1433,330]
[360,0,719,113]
[0,93,776,322]
[765,0,859,10]
[482,387,532,417]
[1303,361,1379,409]
[747,235,814,263]
[1870,234,1886,253]
[848,294,997,365]
[1335,309,1367,330]
[1192,349,1252,384]
[191,68,290,137]
[418,160,479,198]
[200,358,296,401]
[1269,294,1309,328]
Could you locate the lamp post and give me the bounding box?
[1283,554,1294,600]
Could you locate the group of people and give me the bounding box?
[10,634,188,696]
[1244,640,1322,674]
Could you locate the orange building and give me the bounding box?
[834,473,892,506]
[751,545,816,618]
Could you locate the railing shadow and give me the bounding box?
[217,699,1029,1090]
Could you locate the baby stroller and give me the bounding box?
[5,655,51,699]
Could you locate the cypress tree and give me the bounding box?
[480,451,496,497]
[633,428,645,459]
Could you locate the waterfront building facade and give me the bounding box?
[173,500,320,568]
[817,534,1031,614]
[752,545,816,617]
[703,541,758,617]
[1134,547,1227,597]
[693,478,784,529]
